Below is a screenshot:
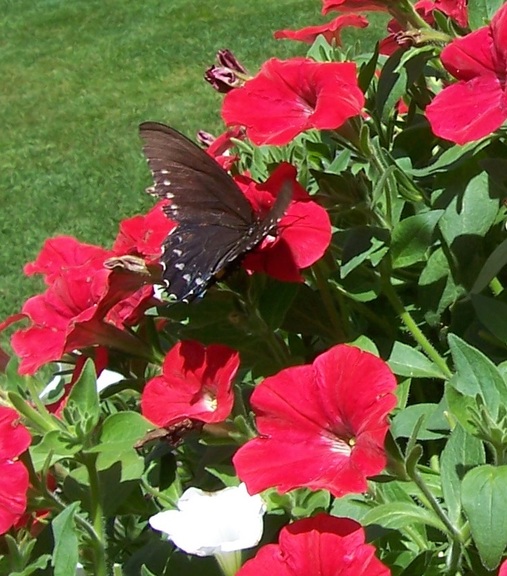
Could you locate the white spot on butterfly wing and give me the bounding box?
[175,263,185,270]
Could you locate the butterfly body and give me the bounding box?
[139,122,292,301]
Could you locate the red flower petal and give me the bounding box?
[322,0,391,15]
[274,14,368,45]
[233,345,397,497]
[0,407,31,460]
[141,341,240,427]
[426,6,507,144]
[235,163,332,282]
[222,58,364,146]
[238,514,391,576]
[11,258,150,375]
[0,408,31,534]
[0,461,30,534]
[426,76,506,144]
[113,201,175,262]
[24,236,110,284]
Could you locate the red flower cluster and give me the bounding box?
[274,14,368,46]
[426,2,506,144]
[141,341,240,427]
[235,163,332,282]
[222,57,364,146]
[0,407,31,534]
[5,199,174,375]
[238,514,390,576]
[234,344,397,498]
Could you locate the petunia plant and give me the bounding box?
[6,0,507,575]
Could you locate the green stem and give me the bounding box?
[313,262,345,341]
[411,466,463,543]
[83,454,108,576]
[381,272,452,379]
[141,476,179,508]
[9,387,60,435]
[389,0,433,30]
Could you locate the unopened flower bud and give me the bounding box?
[204,65,242,93]
[216,49,247,74]
[196,130,216,148]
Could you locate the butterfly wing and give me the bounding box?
[139,122,254,226]
[139,122,293,301]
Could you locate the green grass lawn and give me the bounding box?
[0,0,386,324]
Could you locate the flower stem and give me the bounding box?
[410,465,463,544]
[82,454,108,576]
[215,550,242,576]
[313,262,345,341]
[380,270,452,379]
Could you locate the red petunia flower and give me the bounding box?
[197,127,245,171]
[500,559,507,576]
[426,2,507,144]
[0,407,31,534]
[233,344,397,497]
[8,238,151,375]
[113,200,175,263]
[141,340,240,427]
[274,14,369,46]
[234,163,331,282]
[222,58,364,146]
[237,514,391,576]
[430,0,468,27]
[322,0,392,15]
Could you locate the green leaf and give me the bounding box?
[376,49,408,122]
[462,465,507,570]
[259,281,299,330]
[408,140,490,177]
[448,333,507,417]
[65,358,100,434]
[30,430,82,472]
[340,226,389,278]
[472,294,507,346]
[471,238,507,294]
[438,171,500,249]
[358,42,379,93]
[10,556,52,576]
[388,341,447,379]
[390,211,443,269]
[89,412,152,481]
[445,385,478,437]
[362,502,446,532]
[419,247,463,326]
[391,404,449,440]
[440,424,485,525]
[51,502,80,576]
[468,0,504,29]
[330,494,371,522]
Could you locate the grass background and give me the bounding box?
[0,0,386,324]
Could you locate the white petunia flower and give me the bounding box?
[149,483,265,559]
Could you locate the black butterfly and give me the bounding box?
[139,122,293,302]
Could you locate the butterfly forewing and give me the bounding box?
[139,122,254,226]
[139,122,293,301]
